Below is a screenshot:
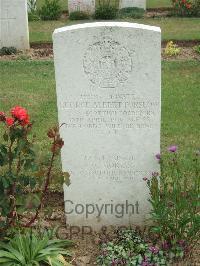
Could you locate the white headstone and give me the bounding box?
[53,22,161,230]
[119,0,146,10]
[0,0,29,50]
[68,0,95,14]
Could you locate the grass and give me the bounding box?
[0,60,199,156]
[148,0,172,8]
[29,17,200,43]
[0,61,57,153]
[36,0,172,10]
[162,61,200,150]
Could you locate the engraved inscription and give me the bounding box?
[79,154,150,182]
[59,94,159,134]
[83,38,132,88]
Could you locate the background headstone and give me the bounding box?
[119,0,146,10]
[68,0,95,14]
[0,0,29,50]
[53,22,161,230]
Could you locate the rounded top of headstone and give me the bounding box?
[53,22,161,37]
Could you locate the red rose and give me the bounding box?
[20,115,30,126]
[11,106,30,126]
[6,117,14,127]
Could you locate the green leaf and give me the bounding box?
[2,177,10,189]
[3,133,9,142]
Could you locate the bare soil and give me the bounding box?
[0,45,200,61]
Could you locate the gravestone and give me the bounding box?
[68,0,95,14]
[53,22,161,230]
[119,0,146,10]
[0,0,29,50]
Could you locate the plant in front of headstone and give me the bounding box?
[27,0,40,21]
[39,0,62,20]
[145,146,200,261]
[0,47,17,56]
[164,41,181,57]
[28,12,40,21]
[0,106,66,235]
[28,0,37,13]
[69,10,90,20]
[0,228,73,265]
[97,229,168,265]
[94,0,118,19]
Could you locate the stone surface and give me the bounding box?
[53,22,161,230]
[0,0,29,50]
[68,0,95,14]
[119,0,146,9]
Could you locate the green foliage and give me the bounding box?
[194,44,200,54]
[94,5,118,19]
[97,229,168,265]
[94,0,118,19]
[0,47,17,56]
[28,0,37,13]
[39,0,61,20]
[171,0,200,17]
[0,229,73,265]
[191,0,200,16]
[0,107,66,234]
[164,41,181,56]
[69,10,90,20]
[147,148,200,252]
[28,12,40,21]
[119,7,145,19]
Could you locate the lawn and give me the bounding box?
[0,60,199,155]
[36,0,172,10]
[29,17,200,43]
[148,0,172,8]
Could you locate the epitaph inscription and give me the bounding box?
[83,38,132,88]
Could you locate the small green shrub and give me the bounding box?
[94,0,118,20]
[28,11,40,21]
[27,0,37,13]
[0,229,73,265]
[69,10,90,20]
[97,229,168,265]
[119,7,145,19]
[0,47,17,56]
[94,5,118,19]
[194,45,200,54]
[146,146,200,254]
[191,0,200,16]
[39,0,61,20]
